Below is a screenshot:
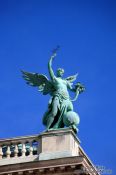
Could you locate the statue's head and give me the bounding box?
[57,68,64,77]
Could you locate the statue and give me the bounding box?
[22,47,85,133]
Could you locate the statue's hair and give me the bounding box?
[57,68,64,73]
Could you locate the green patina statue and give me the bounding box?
[22,47,85,133]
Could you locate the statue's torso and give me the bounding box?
[52,77,69,99]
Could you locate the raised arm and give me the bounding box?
[48,53,56,80]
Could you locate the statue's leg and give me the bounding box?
[43,109,50,125]
[46,96,59,130]
[43,97,53,125]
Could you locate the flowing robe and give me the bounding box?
[43,77,73,129]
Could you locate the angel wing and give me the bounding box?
[21,70,55,95]
[65,73,78,83]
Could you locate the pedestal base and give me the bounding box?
[39,128,80,161]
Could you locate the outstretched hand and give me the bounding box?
[75,82,85,94]
[51,52,57,59]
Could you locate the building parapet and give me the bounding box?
[0,129,100,175]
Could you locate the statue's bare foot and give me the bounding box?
[45,128,54,132]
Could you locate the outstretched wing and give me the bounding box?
[21,70,55,95]
[65,73,78,83]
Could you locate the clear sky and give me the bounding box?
[0,0,116,174]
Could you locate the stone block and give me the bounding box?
[39,128,80,160]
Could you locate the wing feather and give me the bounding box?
[21,70,55,95]
[65,73,78,83]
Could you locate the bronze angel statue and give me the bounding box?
[22,48,85,133]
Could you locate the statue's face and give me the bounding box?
[57,68,64,77]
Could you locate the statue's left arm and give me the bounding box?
[67,81,85,101]
[67,81,75,92]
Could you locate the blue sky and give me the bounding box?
[0,0,116,174]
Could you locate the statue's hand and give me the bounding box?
[51,52,57,59]
[75,82,85,94]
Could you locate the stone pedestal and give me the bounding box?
[39,128,80,160]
